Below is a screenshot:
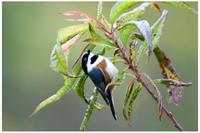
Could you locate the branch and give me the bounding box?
[80,88,99,131]
[143,73,163,120]
[111,31,184,131]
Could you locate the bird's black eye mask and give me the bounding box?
[91,54,98,64]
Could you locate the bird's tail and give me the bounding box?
[107,91,117,120]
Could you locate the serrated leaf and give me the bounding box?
[123,80,135,121]
[120,20,153,55]
[127,83,142,125]
[57,24,88,44]
[114,2,150,29]
[110,2,141,23]
[137,10,168,60]
[162,2,197,14]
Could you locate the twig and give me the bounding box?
[111,30,184,131]
[80,88,99,131]
[143,73,163,120]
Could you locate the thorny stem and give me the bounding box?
[110,30,184,131]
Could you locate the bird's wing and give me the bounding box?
[88,67,109,105]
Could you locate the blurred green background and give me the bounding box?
[2,2,198,131]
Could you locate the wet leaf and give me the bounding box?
[57,24,88,44]
[110,2,141,23]
[123,80,135,121]
[162,2,197,14]
[127,83,142,126]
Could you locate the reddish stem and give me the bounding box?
[111,31,184,131]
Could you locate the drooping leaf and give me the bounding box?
[137,10,168,60]
[162,2,197,14]
[73,75,89,102]
[110,2,141,23]
[127,83,142,126]
[153,46,184,105]
[114,2,150,29]
[120,20,153,55]
[123,80,135,121]
[57,24,88,44]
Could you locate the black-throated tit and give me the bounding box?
[81,50,118,120]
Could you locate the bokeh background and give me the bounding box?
[2,2,198,131]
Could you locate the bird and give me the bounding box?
[81,49,119,120]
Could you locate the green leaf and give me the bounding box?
[127,83,142,125]
[119,25,136,46]
[97,1,103,20]
[85,24,114,48]
[123,80,135,121]
[162,2,197,14]
[137,10,168,60]
[152,10,168,49]
[120,20,153,54]
[57,24,88,44]
[115,71,127,84]
[50,43,67,75]
[114,2,150,29]
[30,86,66,117]
[110,2,141,23]
[73,74,106,110]
[50,34,83,75]
[73,75,88,102]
